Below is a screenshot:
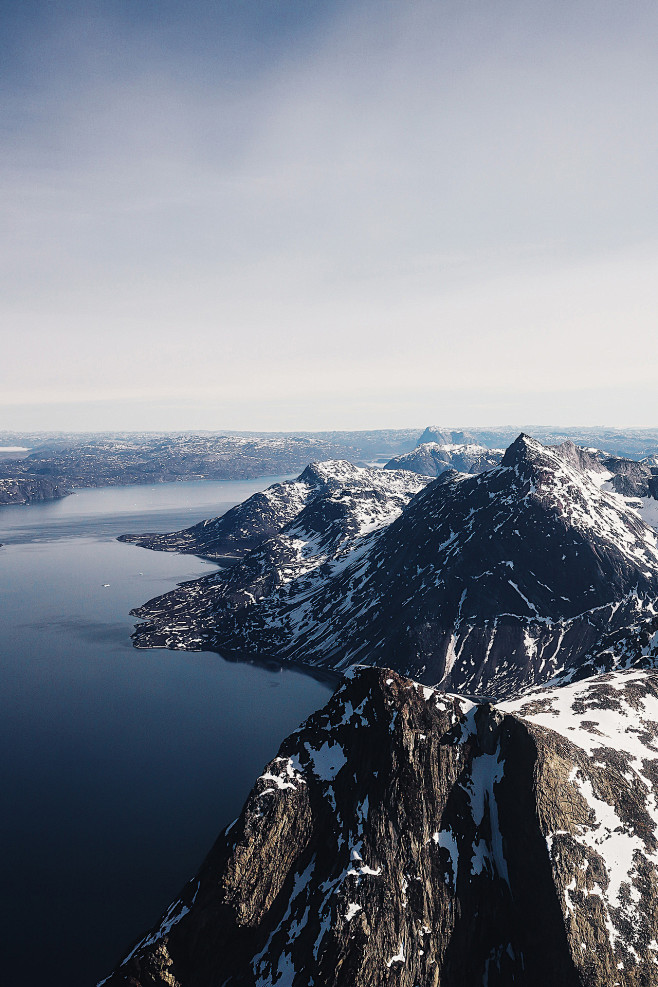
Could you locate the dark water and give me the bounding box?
[0,481,335,987]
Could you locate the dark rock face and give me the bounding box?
[605,457,658,499]
[0,477,68,504]
[384,442,504,477]
[99,666,658,987]
[128,436,658,697]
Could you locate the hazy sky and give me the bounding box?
[2,0,657,431]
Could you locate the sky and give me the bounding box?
[2,0,657,432]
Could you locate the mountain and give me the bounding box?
[384,442,505,477]
[120,462,429,563]
[99,663,658,987]
[384,437,645,482]
[128,435,658,697]
[416,427,481,446]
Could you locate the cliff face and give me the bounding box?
[100,666,658,987]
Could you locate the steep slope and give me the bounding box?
[538,611,658,686]
[119,462,429,562]
[603,458,658,499]
[130,435,658,696]
[595,455,658,548]
[384,442,504,477]
[100,665,658,987]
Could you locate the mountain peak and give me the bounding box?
[500,432,547,468]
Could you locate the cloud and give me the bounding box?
[2,0,657,428]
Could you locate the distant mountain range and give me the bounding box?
[386,438,658,483]
[1,426,657,497]
[415,425,658,459]
[101,662,658,987]
[385,442,505,476]
[125,435,658,697]
[0,430,420,492]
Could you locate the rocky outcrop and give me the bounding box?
[415,426,658,459]
[604,458,658,499]
[0,477,68,504]
[99,665,658,987]
[128,435,658,697]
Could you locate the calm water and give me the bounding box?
[0,481,335,987]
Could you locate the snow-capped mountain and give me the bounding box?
[120,461,427,562]
[128,435,658,697]
[100,663,658,987]
[384,442,505,477]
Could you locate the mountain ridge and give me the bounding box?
[127,436,658,696]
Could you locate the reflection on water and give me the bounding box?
[0,478,333,987]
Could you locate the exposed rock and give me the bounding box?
[604,458,658,499]
[551,439,607,475]
[99,665,658,987]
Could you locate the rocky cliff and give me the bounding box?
[99,664,658,987]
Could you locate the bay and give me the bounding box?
[0,480,335,987]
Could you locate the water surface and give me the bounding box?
[0,480,335,987]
